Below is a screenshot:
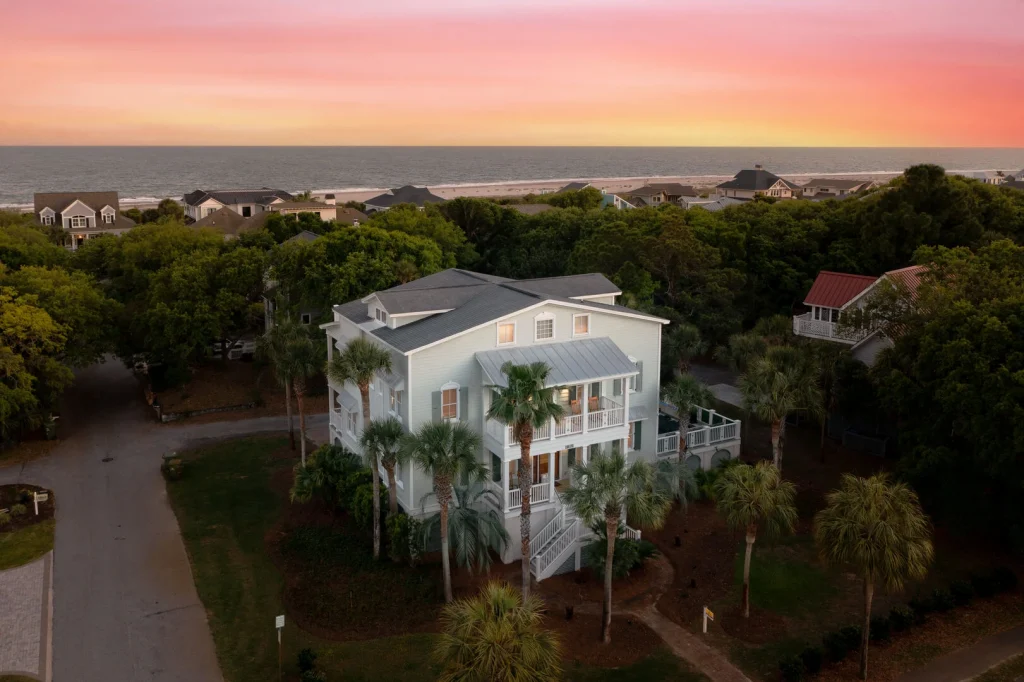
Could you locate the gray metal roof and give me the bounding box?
[557,182,591,192]
[364,185,445,208]
[629,405,649,422]
[476,337,638,388]
[335,389,359,412]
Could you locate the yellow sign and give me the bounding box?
[704,607,714,621]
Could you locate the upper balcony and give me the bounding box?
[792,312,870,345]
[486,395,626,449]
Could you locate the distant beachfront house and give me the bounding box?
[269,201,337,222]
[793,265,927,367]
[335,205,368,225]
[715,165,801,199]
[182,187,294,222]
[33,191,135,250]
[600,193,639,210]
[681,196,746,212]
[191,206,252,239]
[1005,180,1024,191]
[801,178,876,198]
[959,170,1010,185]
[555,181,593,193]
[363,185,444,213]
[621,183,698,207]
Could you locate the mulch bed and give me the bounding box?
[153,361,328,424]
[720,605,787,644]
[547,612,664,668]
[0,484,54,531]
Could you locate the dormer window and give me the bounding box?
[375,308,388,324]
[40,209,54,226]
[534,312,555,341]
[497,321,516,345]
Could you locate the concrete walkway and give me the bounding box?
[897,626,1024,682]
[632,605,751,682]
[0,552,52,681]
[0,360,326,682]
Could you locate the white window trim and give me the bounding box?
[389,386,403,422]
[41,215,54,226]
[534,312,555,342]
[572,313,591,337]
[496,321,516,346]
[440,381,460,421]
[70,216,88,228]
[628,355,639,393]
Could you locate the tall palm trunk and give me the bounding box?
[360,382,381,560]
[384,460,399,516]
[437,479,453,602]
[861,580,874,680]
[518,425,534,599]
[770,419,782,470]
[680,414,690,454]
[602,513,619,644]
[294,379,307,467]
[285,380,295,451]
[742,524,756,618]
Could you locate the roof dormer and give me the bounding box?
[39,207,55,226]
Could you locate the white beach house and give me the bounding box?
[323,269,740,580]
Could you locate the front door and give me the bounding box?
[242,206,252,217]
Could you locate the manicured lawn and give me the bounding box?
[168,435,688,681]
[732,538,837,618]
[0,518,55,571]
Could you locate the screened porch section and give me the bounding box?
[656,404,741,457]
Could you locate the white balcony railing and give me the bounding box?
[656,432,680,456]
[487,397,624,448]
[329,409,345,434]
[792,313,868,343]
[507,482,552,510]
[531,517,579,579]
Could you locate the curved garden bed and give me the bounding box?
[0,484,55,571]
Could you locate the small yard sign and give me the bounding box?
[275,615,285,630]
[275,614,285,681]
[34,492,49,515]
[702,606,714,633]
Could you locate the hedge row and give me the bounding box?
[779,567,1017,681]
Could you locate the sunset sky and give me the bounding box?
[1,0,1022,146]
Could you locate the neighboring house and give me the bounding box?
[33,191,135,250]
[323,268,741,579]
[622,183,698,206]
[680,196,746,212]
[264,230,325,330]
[555,181,593,193]
[801,178,876,198]
[792,265,927,366]
[363,185,445,213]
[191,206,249,239]
[182,188,293,221]
[716,165,801,199]
[269,201,337,221]
[335,207,367,225]
[509,204,556,216]
[958,170,1009,185]
[600,193,639,210]
[1004,180,1024,191]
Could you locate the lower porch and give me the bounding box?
[655,404,742,470]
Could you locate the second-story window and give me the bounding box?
[70,216,87,228]
[390,387,403,416]
[497,322,515,345]
[573,314,590,337]
[534,312,554,341]
[375,308,388,324]
[441,384,459,420]
[41,214,53,226]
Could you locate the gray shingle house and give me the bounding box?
[33,191,135,250]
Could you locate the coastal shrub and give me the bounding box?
[161,457,185,481]
[300,670,326,682]
[386,513,424,565]
[16,489,33,505]
[908,596,933,620]
[838,625,862,652]
[799,646,823,675]
[869,615,891,643]
[296,648,318,673]
[779,655,805,682]
[0,511,10,527]
[822,631,850,663]
[889,605,915,632]
[970,572,996,598]
[10,503,27,517]
[637,539,660,563]
[992,567,1018,593]
[351,483,387,530]
[949,579,974,606]
[583,522,655,579]
[931,587,955,612]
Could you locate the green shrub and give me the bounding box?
[583,522,655,579]
[387,513,411,563]
[991,567,1018,593]
[823,631,850,663]
[161,457,185,481]
[300,670,326,682]
[908,596,933,619]
[0,511,10,527]
[971,572,996,598]
[799,646,823,675]
[931,588,955,612]
[10,503,27,517]
[838,625,862,652]
[779,655,805,682]
[297,648,318,673]
[889,604,915,632]
[949,579,974,606]
[870,615,891,643]
[637,539,660,563]
[16,489,33,505]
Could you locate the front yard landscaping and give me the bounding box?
[0,484,55,571]
[167,435,706,681]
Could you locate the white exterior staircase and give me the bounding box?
[530,505,580,582]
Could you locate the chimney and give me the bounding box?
[754,164,763,171]
[324,193,336,206]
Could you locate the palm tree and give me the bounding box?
[285,329,326,467]
[434,581,561,682]
[655,457,698,506]
[328,336,393,559]
[256,318,302,452]
[362,417,407,518]
[290,444,363,508]
[739,346,824,471]
[422,483,509,574]
[811,341,847,462]
[815,474,933,680]
[562,451,670,643]
[402,420,486,602]
[662,375,714,453]
[662,323,707,375]
[486,361,565,599]
[714,461,797,618]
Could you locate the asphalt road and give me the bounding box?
[0,360,327,682]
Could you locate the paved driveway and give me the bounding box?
[0,360,326,682]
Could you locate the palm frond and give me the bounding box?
[713,461,797,539]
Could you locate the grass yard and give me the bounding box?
[168,435,690,681]
[0,519,55,571]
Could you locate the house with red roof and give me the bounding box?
[793,265,928,366]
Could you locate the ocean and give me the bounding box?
[1,146,1021,206]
